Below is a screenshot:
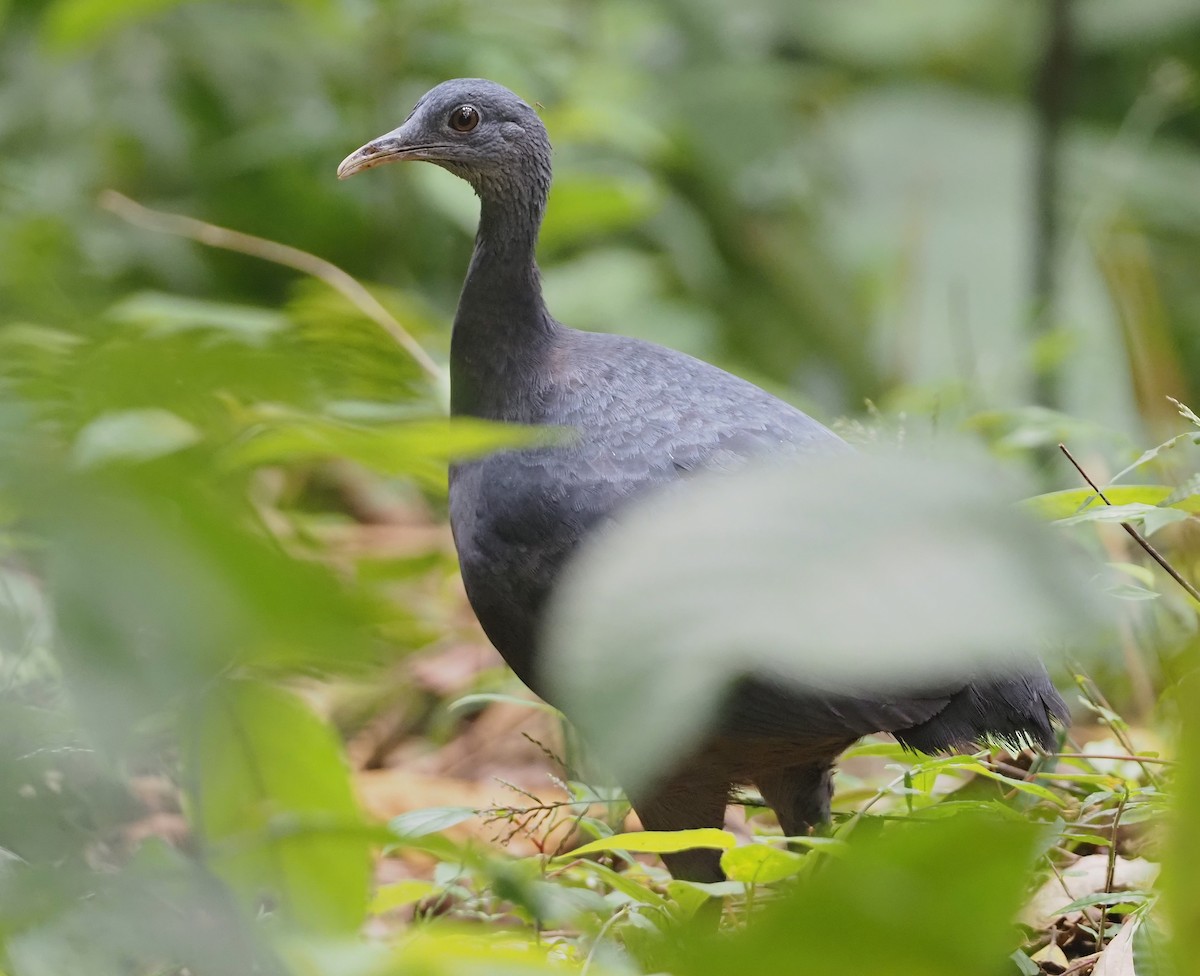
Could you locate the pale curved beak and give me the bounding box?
[337,127,411,180]
[336,119,453,179]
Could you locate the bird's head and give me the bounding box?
[337,78,550,194]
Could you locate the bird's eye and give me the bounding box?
[449,105,480,132]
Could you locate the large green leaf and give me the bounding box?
[5,842,287,976]
[184,679,371,935]
[563,828,736,859]
[28,464,381,745]
[719,844,806,884]
[1026,485,1200,520]
[675,812,1048,976]
[1165,669,1200,973]
[224,414,559,490]
[544,451,1108,791]
[72,407,201,466]
[106,292,289,344]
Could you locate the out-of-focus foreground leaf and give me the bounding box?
[675,813,1051,976]
[184,678,372,936]
[1027,485,1200,520]
[1165,665,1200,974]
[18,463,384,745]
[545,450,1109,791]
[225,413,558,492]
[5,842,287,976]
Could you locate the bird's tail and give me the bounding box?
[895,671,1069,754]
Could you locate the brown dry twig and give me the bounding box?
[98,189,444,384]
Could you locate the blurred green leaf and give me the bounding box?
[1166,671,1200,973]
[1106,433,1200,485]
[955,763,1067,806]
[1142,508,1194,536]
[5,842,286,976]
[563,829,735,859]
[1011,949,1041,976]
[369,879,436,915]
[185,678,371,936]
[546,452,1109,791]
[225,414,559,490]
[719,844,806,884]
[286,924,603,975]
[72,407,200,466]
[389,806,478,839]
[1132,913,1176,976]
[1054,503,1192,531]
[107,292,289,344]
[1026,485,1200,520]
[676,813,1046,976]
[571,860,669,907]
[26,464,382,744]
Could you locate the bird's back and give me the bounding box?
[449,327,841,684]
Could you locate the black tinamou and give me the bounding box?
[339,79,1069,882]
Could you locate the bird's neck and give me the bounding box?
[450,179,560,421]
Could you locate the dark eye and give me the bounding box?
[449,105,479,132]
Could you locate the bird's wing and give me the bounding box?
[721,668,1067,751]
[719,673,953,742]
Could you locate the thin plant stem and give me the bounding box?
[1097,786,1130,951]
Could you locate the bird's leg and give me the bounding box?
[626,773,731,883]
[754,762,835,841]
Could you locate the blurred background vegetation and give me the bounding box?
[2,0,1200,973]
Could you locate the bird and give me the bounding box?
[338,78,1070,883]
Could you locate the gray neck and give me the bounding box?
[450,168,560,421]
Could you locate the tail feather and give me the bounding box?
[896,671,1069,754]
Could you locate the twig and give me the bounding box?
[1104,789,1129,891]
[480,797,624,819]
[97,189,444,384]
[481,792,624,852]
[1097,786,1129,951]
[1058,442,1200,603]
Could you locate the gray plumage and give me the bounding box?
[339,79,1069,881]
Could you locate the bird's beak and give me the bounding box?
[337,124,425,180]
